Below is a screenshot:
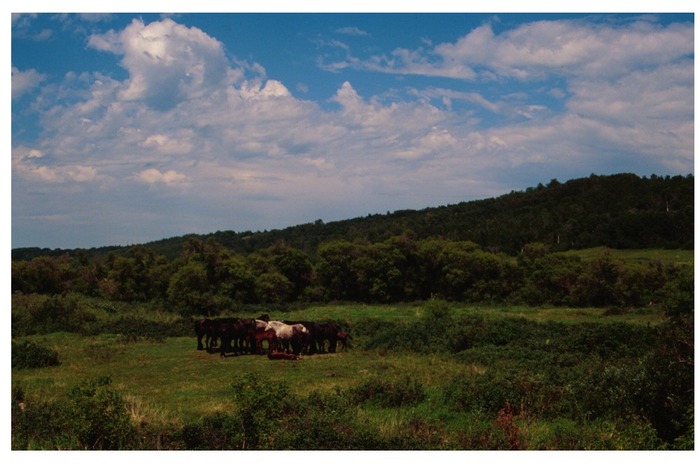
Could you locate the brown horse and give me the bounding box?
[253,328,278,354]
[268,350,300,360]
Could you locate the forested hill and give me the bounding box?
[12,173,694,261]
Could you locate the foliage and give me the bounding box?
[349,374,426,408]
[15,293,97,335]
[181,373,387,450]
[11,242,691,313]
[12,385,79,450]
[12,299,693,450]
[12,376,137,450]
[68,376,137,449]
[12,340,60,370]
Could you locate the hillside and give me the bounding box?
[12,173,694,261]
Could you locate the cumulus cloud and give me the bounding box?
[136,168,188,185]
[12,66,46,99]
[90,18,230,110]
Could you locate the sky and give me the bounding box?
[8,5,696,250]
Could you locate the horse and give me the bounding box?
[317,322,345,353]
[265,321,309,355]
[219,318,257,357]
[195,317,238,351]
[268,350,300,360]
[253,328,278,354]
[195,318,214,350]
[337,330,350,351]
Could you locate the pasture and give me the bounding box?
[11,301,692,450]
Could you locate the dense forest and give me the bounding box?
[11,173,693,315]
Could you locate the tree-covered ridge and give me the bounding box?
[12,173,694,262]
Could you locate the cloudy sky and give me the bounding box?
[10,8,695,249]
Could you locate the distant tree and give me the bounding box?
[264,242,313,300]
[352,241,406,302]
[254,272,293,304]
[218,254,256,303]
[316,240,360,301]
[167,262,215,315]
[12,256,69,295]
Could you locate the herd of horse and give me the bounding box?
[194,314,349,359]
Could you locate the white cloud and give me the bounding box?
[336,26,369,36]
[432,19,693,81]
[13,146,99,183]
[140,132,194,155]
[136,168,188,185]
[87,29,122,54]
[11,66,46,99]
[93,18,230,110]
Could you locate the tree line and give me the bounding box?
[12,234,692,315]
[12,173,694,263]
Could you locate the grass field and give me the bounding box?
[12,302,668,431]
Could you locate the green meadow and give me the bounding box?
[11,299,693,450]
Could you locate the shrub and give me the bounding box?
[350,374,426,408]
[12,340,60,369]
[284,389,382,450]
[11,384,79,450]
[68,376,137,449]
[26,293,97,334]
[13,376,137,450]
[181,412,243,450]
[229,373,298,449]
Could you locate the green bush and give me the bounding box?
[11,384,79,450]
[181,374,390,450]
[24,293,97,334]
[68,376,137,449]
[12,376,137,450]
[181,412,243,449]
[350,374,426,408]
[12,340,60,369]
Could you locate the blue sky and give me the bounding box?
[9,7,695,249]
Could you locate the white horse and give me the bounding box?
[255,319,268,330]
[264,321,308,354]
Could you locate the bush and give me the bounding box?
[12,376,137,450]
[11,384,79,450]
[181,412,243,450]
[68,376,137,449]
[25,293,97,334]
[181,374,390,450]
[350,374,426,408]
[12,340,60,369]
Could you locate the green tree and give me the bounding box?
[167,261,215,315]
[254,272,293,303]
[218,254,256,303]
[264,242,313,300]
[316,240,360,301]
[352,241,406,302]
